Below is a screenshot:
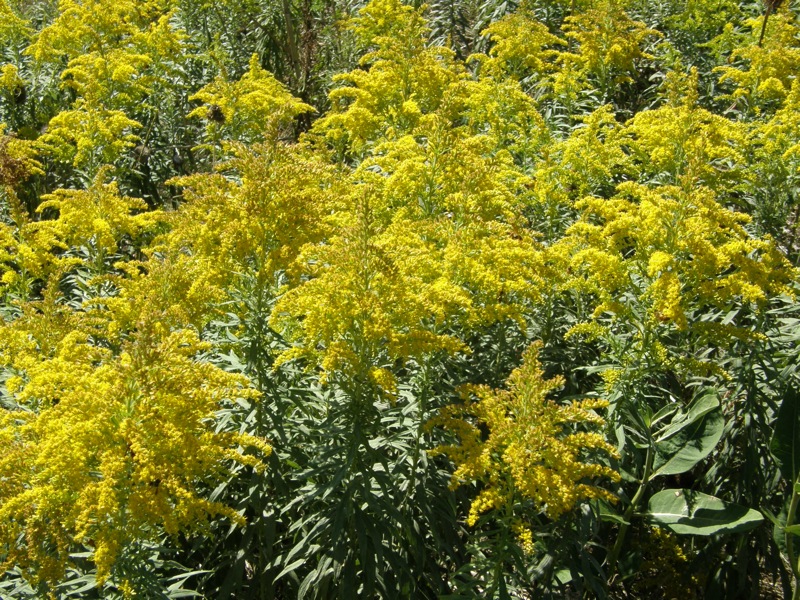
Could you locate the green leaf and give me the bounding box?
[654,391,719,442]
[646,489,763,536]
[595,499,630,525]
[771,387,800,483]
[275,559,307,582]
[651,392,724,478]
[767,504,788,554]
[555,569,573,585]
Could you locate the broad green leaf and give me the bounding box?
[654,391,719,443]
[771,386,800,483]
[651,392,723,478]
[650,403,679,428]
[646,489,763,535]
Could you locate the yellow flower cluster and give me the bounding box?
[552,182,794,332]
[189,54,315,144]
[270,177,476,396]
[0,0,29,46]
[28,0,172,64]
[29,0,187,170]
[0,168,153,297]
[477,11,565,82]
[748,80,800,221]
[0,125,40,190]
[165,139,334,289]
[469,2,658,104]
[562,1,659,86]
[528,105,632,217]
[0,269,269,587]
[40,107,141,169]
[270,0,548,396]
[626,68,746,190]
[714,10,800,107]
[0,291,268,585]
[455,76,550,159]
[270,130,546,394]
[313,0,464,153]
[429,342,619,529]
[0,64,23,99]
[36,168,156,256]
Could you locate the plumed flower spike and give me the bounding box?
[714,9,800,108]
[429,341,620,530]
[0,0,32,46]
[351,0,430,61]
[0,308,269,586]
[36,166,156,256]
[476,10,566,82]
[189,54,314,143]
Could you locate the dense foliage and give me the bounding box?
[1,0,800,598]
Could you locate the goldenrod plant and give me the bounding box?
[1,0,800,598]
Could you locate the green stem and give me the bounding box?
[402,360,430,508]
[491,502,514,597]
[786,475,800,599]
[607,444,653,583]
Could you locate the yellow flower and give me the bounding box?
[189,54,314,143]
[714,10,800,107]
[0,296,269,586]
[551,182,795,334]
[429,342,619,523]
